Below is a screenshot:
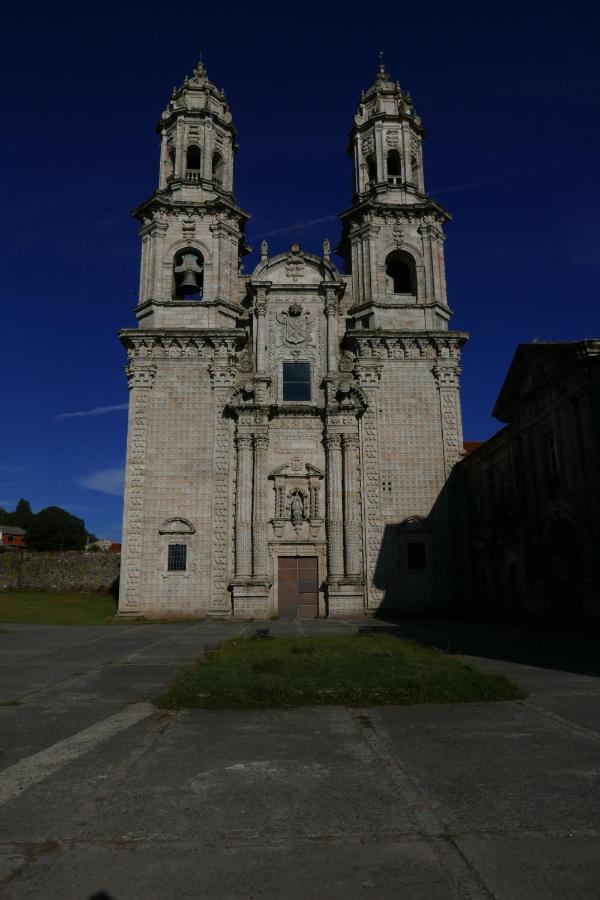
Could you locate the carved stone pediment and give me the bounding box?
[249,245,341,287]
[269,462,324,479]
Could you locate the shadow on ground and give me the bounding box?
[366,617,600,678]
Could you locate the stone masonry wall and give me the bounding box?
[0,551,120,593]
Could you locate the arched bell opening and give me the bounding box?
[385,250,417,296]
[410,155,420,186]
[186,144,201,179]
[365,154,377,186]
[212,152,224,186]
[387,149,401,184]
[172,248,204,300]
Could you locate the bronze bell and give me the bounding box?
[174,252,203,297]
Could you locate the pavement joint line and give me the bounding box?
[0,624,160,665]
[524,699,600,743]
[4,622,236,705]
[0,703,155,807]
[2,827,600,852]
[349,707,495,900]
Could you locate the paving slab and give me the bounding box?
[1,619,600,898]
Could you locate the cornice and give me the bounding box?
[120,328,247,360]
[339,195,451,224]
[344,330,468,360]
[132,191,251,225]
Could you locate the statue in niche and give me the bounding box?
[290,492,305,521]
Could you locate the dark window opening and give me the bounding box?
[385,250,416,295]
[410,155,419,184]
[167,544,187,572]
[407,541,427,570]
[212,152,224,185]
[366,155,377,184]
[186,144,201,170]
[387,149,401,178]
[283,362,311,402]
[173,249,204,300]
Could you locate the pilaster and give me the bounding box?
[117,364,157,617]
[234,432,253,577]
[324,433,344,578]
[252,432,269,577]
[342,433,362,576]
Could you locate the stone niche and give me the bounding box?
[269,461,325,541]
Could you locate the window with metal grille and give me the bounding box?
[282,362,311,401]
[167,544,187,572]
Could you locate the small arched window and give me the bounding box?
[173,248,204,300]
[212,152,224,185]
[366,155,377,185]
[186,144,201,171]
[385,250,416,296]
[387,149,401,179]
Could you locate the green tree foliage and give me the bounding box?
[12,498,33,529]
[26,507,87,552]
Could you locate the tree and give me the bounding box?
[0,506,11,525]
[26,507,87,552]
[12,499,33,529]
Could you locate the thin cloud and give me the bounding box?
[56,404,128,421]
[248,214,338,240]
[79,467,125,497]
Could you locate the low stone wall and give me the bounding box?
[0,551,120,594]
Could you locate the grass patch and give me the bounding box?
[0,592,118,625]
[156,634,526,709]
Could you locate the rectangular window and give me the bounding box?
[407,541,427,570]
[167,543,187,572]
[282,362,311,401]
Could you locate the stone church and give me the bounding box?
[118,58,467,619]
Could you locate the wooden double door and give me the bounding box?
[277,556,319,619]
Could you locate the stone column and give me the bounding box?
[342,433,362,576]
[254,292,267,373]
[324,291,338,373]
[325,433,344,577]
[118,364,157,616]
[234,432,253,577]
[252,432,269,577]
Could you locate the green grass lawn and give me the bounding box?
[0,592,118,625]
[156,634,526,709]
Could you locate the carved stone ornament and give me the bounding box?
[209,365,237,388]
[159,517,196,535]
[285,252,306,281]
[432,364,461,388]
[125,364,157,389]
[276,307,313,346]
[385,129,399,146]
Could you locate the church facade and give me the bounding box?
[118,59,468,619]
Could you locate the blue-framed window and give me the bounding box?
[283,362,311,401]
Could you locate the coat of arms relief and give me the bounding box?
[276,303,314,348]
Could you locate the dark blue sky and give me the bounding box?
[2,1,599,540]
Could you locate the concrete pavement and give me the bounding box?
[1,619,600,898]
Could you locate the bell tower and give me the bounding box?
[339,58,451,332]
[133,57,249,321]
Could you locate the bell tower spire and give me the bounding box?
[132,55,250,316]
[338,63,453,331]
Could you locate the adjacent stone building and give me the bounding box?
[118,59,467,618]
[458,341,600,621]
